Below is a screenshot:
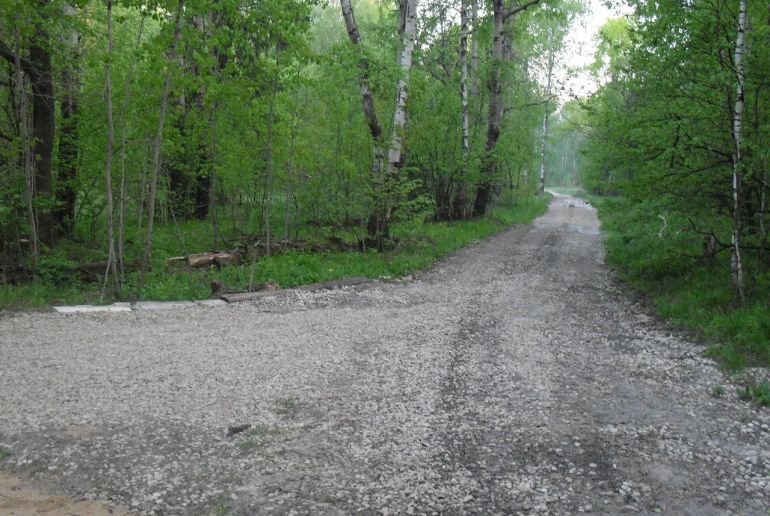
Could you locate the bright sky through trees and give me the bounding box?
[556,0,632,101]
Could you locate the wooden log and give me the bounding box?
[166,251,241,269]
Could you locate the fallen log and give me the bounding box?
[166,251,241,269]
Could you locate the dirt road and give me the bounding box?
[1,196,768,515]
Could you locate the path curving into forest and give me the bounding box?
[1,196,768,515]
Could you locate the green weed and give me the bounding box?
[737,382,770,407]
[711,385,725,398]
[0,447,9,461]
[275,397,299,416]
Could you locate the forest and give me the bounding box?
[0,0,577,304]
[1,0,768,366]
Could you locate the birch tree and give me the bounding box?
[537,46,555,194]
[340,0,419,245]
[730,0,747,301]
[453,0,471,219]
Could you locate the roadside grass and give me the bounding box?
[0,194,551,309]
[737,382,770,407]
[592,195,770,370]
[0,447,9,461]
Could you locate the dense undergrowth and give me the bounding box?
[592,195,770,371]
[0,194,550,310]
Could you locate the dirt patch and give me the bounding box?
[0,472,132,515]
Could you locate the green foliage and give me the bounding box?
[1,0,571,306]
[0,447,9,461]
[594,196,770,369]
[580,2,770,295]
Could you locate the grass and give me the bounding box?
[737,382,770,407]
[0,448,9,461]
[0,194,551,309]
[592,195,770,370]
[711,384,726,398]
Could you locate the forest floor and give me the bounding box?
[0,195,768,515]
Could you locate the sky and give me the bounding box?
[554,0,632,102]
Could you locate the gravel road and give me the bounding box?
[1,195,768,515]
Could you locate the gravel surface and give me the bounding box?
[1,195,768,515]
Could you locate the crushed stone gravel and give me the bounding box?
[1,195,768,515]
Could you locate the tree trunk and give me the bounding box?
[30,42,55,244]
[285,101,299,241]
[470,0,479,99]
[118,16,145,277]
[386,0,418,176]
[264,87,276,257]
[209,114,219,249]
[473,0,505,217]
[0,3,54,244]
[730,0,747,302]
[139,0,184,288]
[13,31,38,265]
[538,49,555,194]
[453,0,470,220]
[102,0,120,297]
[340,0,388,242]
[53,4,80,239]
[472,0,541,215]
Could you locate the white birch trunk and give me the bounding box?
[453,0,470,219]
[386,0,419,175]
[731,0,747,301]
[538,50,555,194]
[460,0,470,155]
[470,0,479,99]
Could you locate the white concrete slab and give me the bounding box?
[196,299,228,307]
[54,303,132,314]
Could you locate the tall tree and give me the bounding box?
[101,0,120,296]
[340,0,416,245]
[139,0,185,288]
[473,0,541,216]
[730,0,747,301]
[0,1,56,243]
